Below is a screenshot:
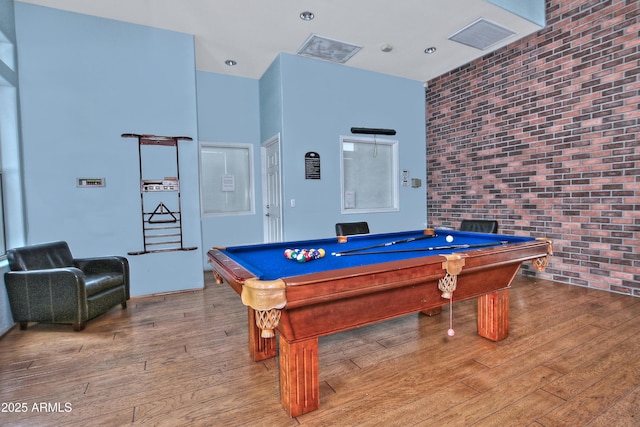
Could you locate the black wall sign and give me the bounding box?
[305,152,321,179]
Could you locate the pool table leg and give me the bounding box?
[248,307,277,361]
[477,288,510,341]
[279,336,320,417]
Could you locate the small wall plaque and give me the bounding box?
[305,152,321,179]
[77,178,105,187]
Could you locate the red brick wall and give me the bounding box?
[426,0,639,296]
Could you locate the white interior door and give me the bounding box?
[262,134,283,242]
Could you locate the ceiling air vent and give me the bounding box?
[448,18,516,50]
[296,34,362,64]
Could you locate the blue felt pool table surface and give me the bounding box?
[218,229,534,281]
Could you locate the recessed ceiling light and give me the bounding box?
[300,11,315,21]
[224,59,237,66]
[424,47,437,54]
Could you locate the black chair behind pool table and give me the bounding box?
[335,222,370,236]
[460,219,499,234]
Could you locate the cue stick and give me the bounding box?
[330,233,437,256]
[332,241,509,256]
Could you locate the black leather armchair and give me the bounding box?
[4,241,130,331]
[460,219,499,234]
[335,221,370,236]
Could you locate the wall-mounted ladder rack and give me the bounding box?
[122,133,198,255]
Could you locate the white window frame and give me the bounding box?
[340,135,399,214]
[0,173,5,254]
[199,142,255,217]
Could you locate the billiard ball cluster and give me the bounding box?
[284,248,325,263]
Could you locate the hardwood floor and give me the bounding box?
[0,273,638,426]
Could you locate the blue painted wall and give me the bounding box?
[259,56,284,143]
[196,71,263,257]
[198,54,427,248]
[14,3,203,296]
[7,2,428,307]
[489,0,546,26]
[275,53,427,240]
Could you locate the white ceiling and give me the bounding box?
[17,0,543,83]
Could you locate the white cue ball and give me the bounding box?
[446,235,454,243]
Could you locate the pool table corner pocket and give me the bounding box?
[242,277,287,338]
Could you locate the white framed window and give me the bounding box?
[340,136,399,213]
[200,142,254,216]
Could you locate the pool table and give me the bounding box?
[207,229,552,417]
